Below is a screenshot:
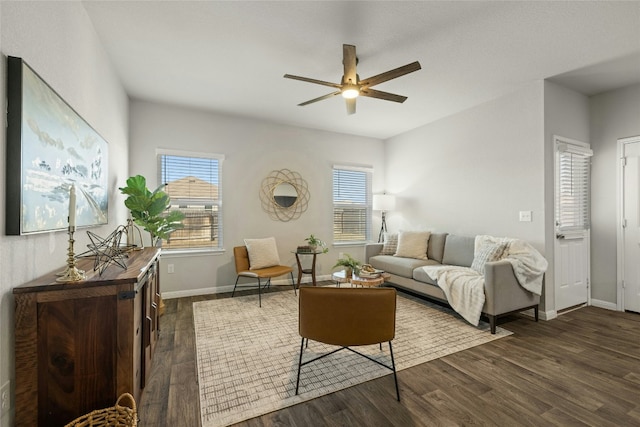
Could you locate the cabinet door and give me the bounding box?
[38,295,116,425]
[129,288,144,401]
[140,258,160,390]
[150,260,160,353]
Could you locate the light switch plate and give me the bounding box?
[519,211,532,222]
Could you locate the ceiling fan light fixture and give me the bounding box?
[284,44,421,114]
[341,85,360,99]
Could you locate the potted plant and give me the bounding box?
[333,253,361,277]
[119,175,185,247]
[304,234,329,253]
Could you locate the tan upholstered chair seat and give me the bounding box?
[236,265,294,278]
[232,245,295,307]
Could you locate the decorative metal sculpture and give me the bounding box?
[78,226,130,275]
[260,169,309,221]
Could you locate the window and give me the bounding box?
[555,138,592,233]
[333,166,372,243]
[158,150,223,250]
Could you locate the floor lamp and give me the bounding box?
[373,194,396,243]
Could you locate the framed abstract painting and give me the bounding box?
[6,56,109,235]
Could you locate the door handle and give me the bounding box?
[556,233,565,239]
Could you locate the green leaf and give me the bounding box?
[120,175,184,241]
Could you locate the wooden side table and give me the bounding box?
[293,250,323,286]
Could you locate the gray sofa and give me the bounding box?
[365,233,540,334]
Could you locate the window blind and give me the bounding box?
[157,152,223,250]
[555,143,592,232]
[160,155,220,202]
[333,167,372,243]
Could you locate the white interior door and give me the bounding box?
[554,136,591,312]
[622,139,640,313]
[555,233,589,310]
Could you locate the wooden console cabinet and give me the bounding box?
[13,248,161,426]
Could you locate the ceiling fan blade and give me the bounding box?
[359,88,408,103]
[359,61,422,88]
[298,91,341,106]
[346,97,356,115]
[284,74,342,89]
[342,44,357,84]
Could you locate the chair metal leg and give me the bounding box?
[258,278,262,308]
[295,337,305,395]
[232,276,240,298]
[290,272,297,295]
[389,341,400,401]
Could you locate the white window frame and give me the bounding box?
[554,136,592,238]
[157,148,224,253]
[332,164,373,245]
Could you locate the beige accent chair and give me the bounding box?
[232,246,295,307]
[295,286,400,401]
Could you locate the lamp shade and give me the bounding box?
[372,194,396,212]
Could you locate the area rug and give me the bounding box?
[194,289,511,427]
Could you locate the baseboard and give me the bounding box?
[163,286,232,299]
[590,299,618,311]
[262,274,333,287]
[517,308,556,321]
[162,274,335,299]
[539,309,557,321]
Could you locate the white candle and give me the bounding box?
[69,184,76,227]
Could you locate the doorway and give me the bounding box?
[618,136,640,313]
[554,136,592,312]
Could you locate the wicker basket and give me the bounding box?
[64,393,137,427]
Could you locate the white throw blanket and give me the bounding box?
[420,265,485,326]
[475,235,548,296]
[420,236,548,327]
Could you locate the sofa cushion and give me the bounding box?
[380,232,398,255]
[394,231,431,259]
[413,267,437,285]
[369,255,437,278]
[427,232,448,263]
[471,241,507,274]
[442,234,475,267]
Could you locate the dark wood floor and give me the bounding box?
[139,283,640,426]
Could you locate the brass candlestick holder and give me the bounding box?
[56,226,86,283]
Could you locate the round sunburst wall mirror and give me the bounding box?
[260,169,309,221]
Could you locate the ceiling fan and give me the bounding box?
[284,44,421,115]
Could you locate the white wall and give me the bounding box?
[542,81,590,313]
[0,3,129,425]
[384,82,546,248]
[129,100,385,297]
[590,84,640,304]
[384,82,549,309]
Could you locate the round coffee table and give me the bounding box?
[331,270,389,287]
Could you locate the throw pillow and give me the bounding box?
[394,231,431,260]
[380,233,398,255]
[244,237,281,270]
[471,241,507,275]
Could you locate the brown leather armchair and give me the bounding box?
[295,286,400,401]
[232,245,296,307]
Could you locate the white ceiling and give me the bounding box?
[82,1,640,140]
